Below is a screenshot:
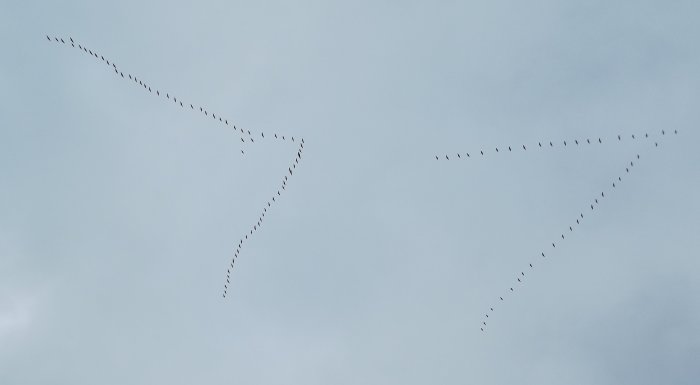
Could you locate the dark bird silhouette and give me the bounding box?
[496,148,499,152]
[481,150,484,155]
[446,155,449,160]
[575,140,579,145]
[632,134,636,139]
[576,219,579,224]
[510,288,514,291]
[46,35,51,41]
[552,243,556,248]
[542,252,545,257]
[539,142,542,147]
[569,226,573,231]
[550,141,553,146]
[587,138,590,144]
[436,156,439,160]
[564,141,567,146]
[457,153,461,158]
[529,263,533,267]
[598,138,602,143]
[508,146,512,151]
[517,278,521,282]
[613,182,616,187]
[523,145,526,150]
[500,297,504,301]
[561,234,565,239]
[618,135,621,140]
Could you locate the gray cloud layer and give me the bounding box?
[2,1,699,384]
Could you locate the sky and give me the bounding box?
[1,1,700,384]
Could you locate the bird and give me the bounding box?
[529,263,533,267]
[591,204,594,210]
[539,142,542,147]
[446,155,449,160]
[564,140,567,146]
[542,252,545,257]
[602,192,605,197]
[662,130,665,135]
[481,150,484,155]
[618,135,621,140]
[595,199,598,204]
[517,278,521,282]
[550,141,553,146]
[552,243,556,248]
[457,153,461,158]
[626,168,629,173]
[523,145,526,150]
[521,272,525,276]
[598,138,602,143]
[569,226,573,231]
[510,288,514,291]
[613,183,616,188]
[632,134,636,139]
[500,297,504,301]
[508,146,512,151]
[575,140,579,145]
[466,153,470,157]
[587,138,590,144]
[576,219,579,224]
[496,147,499,152]
[435,156,439,160]
[46,35,51,41]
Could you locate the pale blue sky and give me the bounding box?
[1,1,699,384]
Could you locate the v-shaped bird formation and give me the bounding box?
[436,129,677,332]
[47,35,305,299]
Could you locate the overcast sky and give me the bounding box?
[2,1,699,384]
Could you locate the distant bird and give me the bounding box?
[563,141,567,146]
[575,140,579,145]
[569,226,572,231]
[510,288,513,291]
[60,38,65,43]
[602,192,605,197]
[521,272,524,276]
[496,147,499,152]
[466,153,470,157]
[539,142,542,147]
[446,155,449,160]
[632,134,636,139]
[523,145,526,150]
[587,138,590,144]
[457,153,461,158]
[500,297,503,301]
[552,243,556,248]
[436,156,439,160]
[508,146,512,151]
[613,183,616,187]
[46,35,51,41]
[517,278,521,282]
[591,204,594,210]
[626,168,629,173]
[662,130,665,135]
[550,141,553,146]
[598,138,602,143]
[481,150,484,155]
[542,252,545,257]
[618,135,621,140]
[576,219,579,224]
[561,234,564,239]
[595,199,598,204]
[529,263,533,267]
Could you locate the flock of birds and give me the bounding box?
[435,131,676,161]
[47,35,680,328]
[46,35,305,298]
[456,129,678,332]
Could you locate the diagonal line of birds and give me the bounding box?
[46,35,302,152]
[435,131,674,161]
[472,129,678,333]
[47,35,306,299]
[223,139,304,298]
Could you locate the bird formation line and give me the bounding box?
[46,35,302,152]
[47,35,306,298]
[435,131,666,161]
[477,129,677,333]
[223,139,304,298]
